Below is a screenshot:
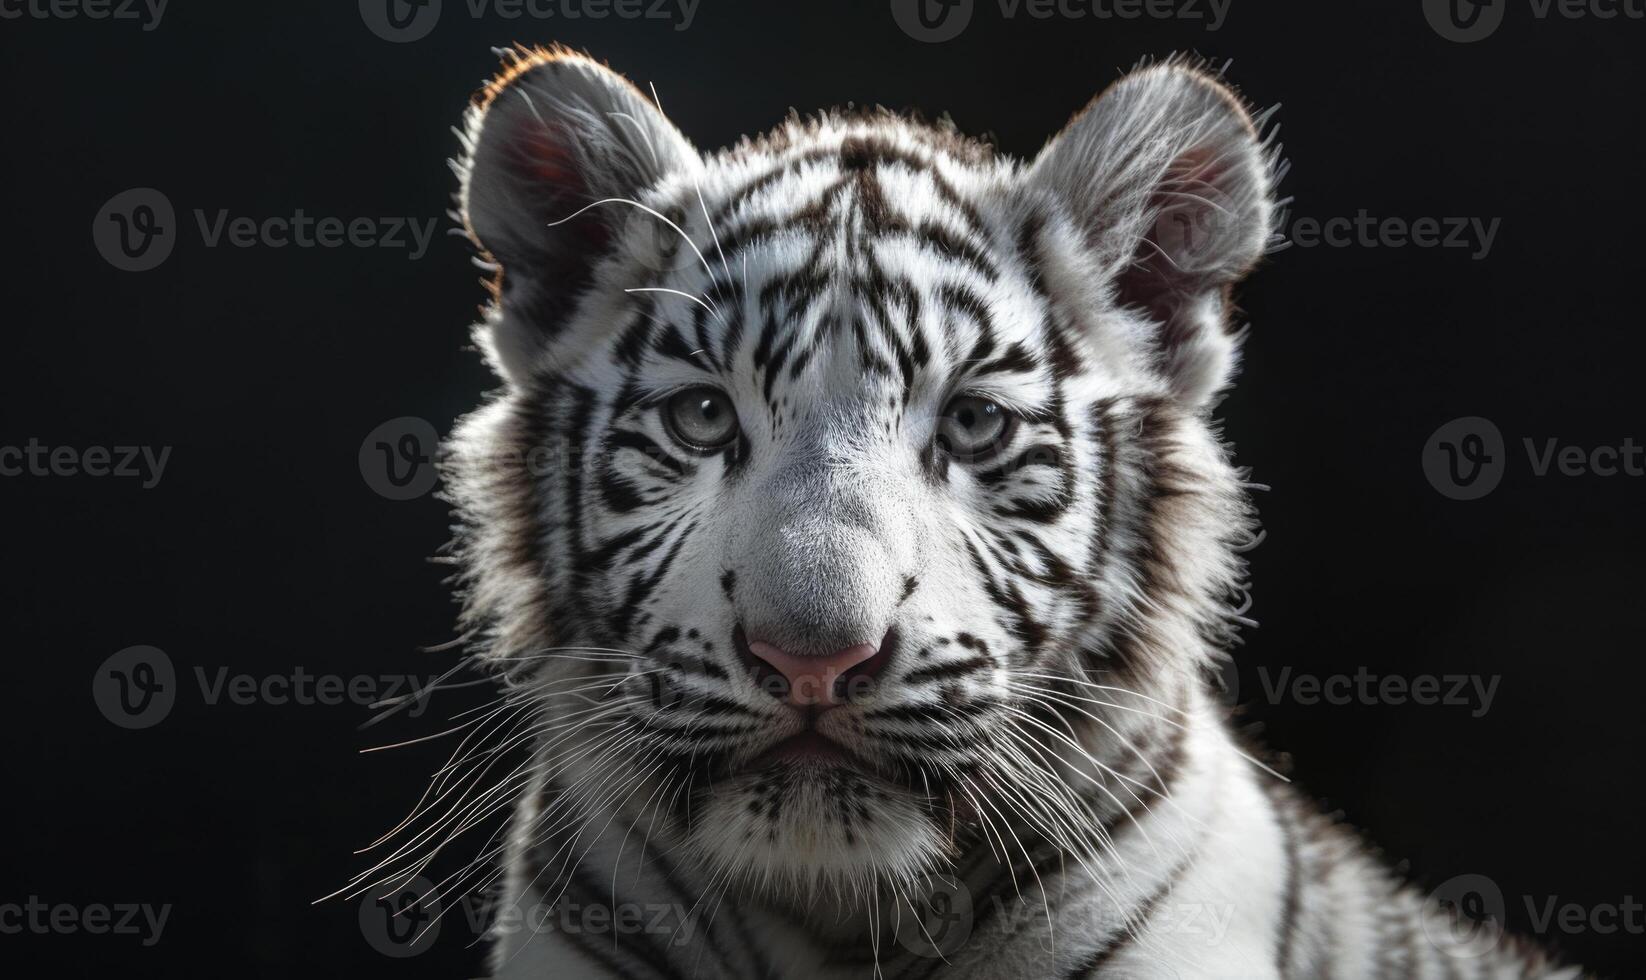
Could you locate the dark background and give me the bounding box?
[4,0,1642,975]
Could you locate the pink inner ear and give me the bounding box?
[515,123,579,185]
[508,122,610,252]
[1108,143,1245,369]
[1167,144,1234,187]
[1126,142,1246,296]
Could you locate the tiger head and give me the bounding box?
[446,46,1276,905]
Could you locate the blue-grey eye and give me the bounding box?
[664,387,739,450]
[938,396,1014,459]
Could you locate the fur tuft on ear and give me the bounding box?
[456,45,698,383]
[1028,58,1282,407]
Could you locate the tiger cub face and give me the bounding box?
[448,47,1275,901]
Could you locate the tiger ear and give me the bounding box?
[1027,62,1278,407]
[458,47,699,383]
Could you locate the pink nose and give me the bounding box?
[745,638,887,707]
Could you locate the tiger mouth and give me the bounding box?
[746,730,861,771]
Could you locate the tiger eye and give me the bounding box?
[663,387,740,450]
[938,396,1013,459]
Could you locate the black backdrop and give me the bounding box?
[5,0,1643,975]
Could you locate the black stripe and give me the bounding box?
[1266,781,1304,978]
[937,282,996,363]
[558,862,690,980]
[613,309,657,366]
[607,519,694,640]
[1060,850,1200,979]
[606,430,688,477]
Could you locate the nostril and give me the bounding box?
[837,627,897,703]
[735,626,899,706]
[733,625,787,699]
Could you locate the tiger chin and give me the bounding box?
[389,44,1583,980]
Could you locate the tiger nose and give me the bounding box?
[741,634,891,707]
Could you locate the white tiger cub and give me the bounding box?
[413,45,1580,978]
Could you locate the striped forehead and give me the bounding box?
[675,130,1050,392]
[703,127,1009,273]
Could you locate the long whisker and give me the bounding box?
[546,196,718,289]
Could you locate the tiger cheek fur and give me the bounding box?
[425,45,1580,980]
